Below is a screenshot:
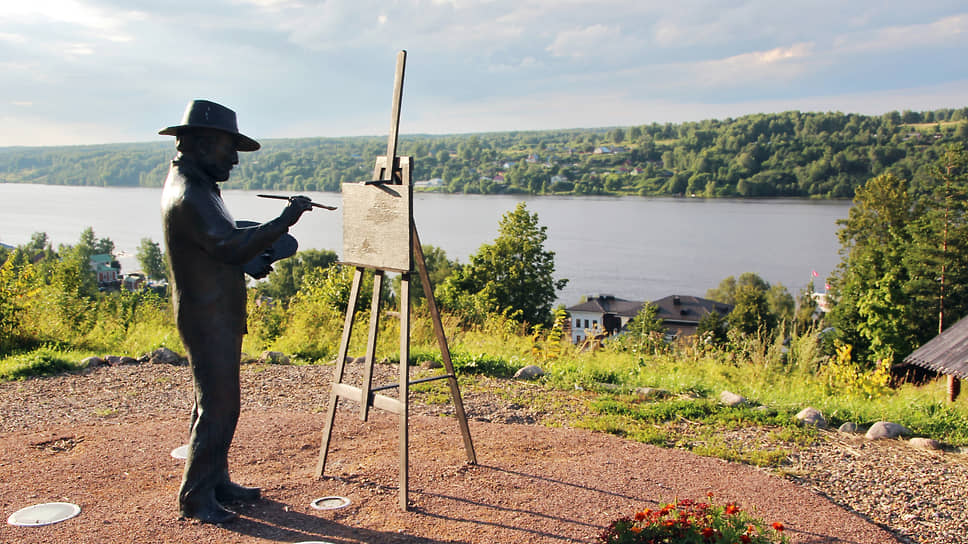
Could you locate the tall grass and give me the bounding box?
[3,276,967,447]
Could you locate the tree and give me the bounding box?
[904,146,968,341]
[136,238,167,280]
[827,173,913,365]
[78,227,114,259]
[728,283,775,335]
[438,203,567,325]
[708,272,789,335]
[706,272,769,305]
[794,281,820,333]
[611,302,666,354]
[696,309,729,347]
[766,283,795,325]
[256,248,338,304]
[393,245,458,303]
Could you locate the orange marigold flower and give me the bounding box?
[772,521,785,532]
[740,535,752,543]
[634,511,647,521]
[746,525,756,533]
[630,526,642,534]
[701,527,715,537]
[724,503,740,515]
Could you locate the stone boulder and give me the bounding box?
[634,387,671,401]
[796,407,827,428]
[909,437,942,451]
[240,352,258,364]
[148,347,183,365]
[719,390,746,407]
[258,351,290,365]
[104,355,139,366]
[513,365,545,380]
[865,421,911,440]
[838,422,859,434]
[81,356,104,368]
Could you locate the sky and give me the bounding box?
[1,0,967,147]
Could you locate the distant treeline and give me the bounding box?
[1,108,966,198]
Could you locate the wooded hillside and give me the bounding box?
[1,108,965,198]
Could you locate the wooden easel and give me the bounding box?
[314,50,476,511]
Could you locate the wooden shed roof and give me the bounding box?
[903,315,968,379]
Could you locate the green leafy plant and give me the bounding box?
[599,496,788,544]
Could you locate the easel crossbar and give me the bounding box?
[331,383,405,414]
[371,373,456,392]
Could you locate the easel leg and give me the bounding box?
[412,225,477,464]
[398,273,410,510]
[360,270,384,421]
[316,267,364,479]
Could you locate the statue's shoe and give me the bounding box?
[180,497,237,524]
[216,481,261,503]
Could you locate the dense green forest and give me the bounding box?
[1,108,966,198]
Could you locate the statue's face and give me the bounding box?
[197,130,239,182]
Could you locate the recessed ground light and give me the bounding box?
[310,496,351,510]
[170,444,188,459]
[8,502,81,527]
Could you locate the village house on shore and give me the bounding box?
[566,294,733,344]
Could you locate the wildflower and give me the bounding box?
[599,499,787,544]
[772,522,785,532]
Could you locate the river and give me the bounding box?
[0,184,850,305]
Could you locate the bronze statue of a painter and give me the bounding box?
[159,99,312,523]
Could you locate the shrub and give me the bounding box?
[0,348,82,381]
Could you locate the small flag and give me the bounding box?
[812,270,819,277]
[825,282,831,291]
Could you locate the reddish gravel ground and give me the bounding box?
[0,368,900,544]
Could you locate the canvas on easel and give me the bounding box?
[315,50,476,511]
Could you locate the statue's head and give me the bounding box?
[159,99,260,152]
[159,100,260,182]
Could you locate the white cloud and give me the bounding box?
[65,43,95,56]
[546,24,645,61]
[660,42,818,89]
[0,32,26,44]
[1,0,134,42]
[487,55,540,73]
[835,13,968,53]
[719,42,814,67]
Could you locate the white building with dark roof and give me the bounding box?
[565,294,733,344]
[565,295,644,344]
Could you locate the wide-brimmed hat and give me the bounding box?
[159,99,260,151]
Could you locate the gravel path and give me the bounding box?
[1,361,966,543]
